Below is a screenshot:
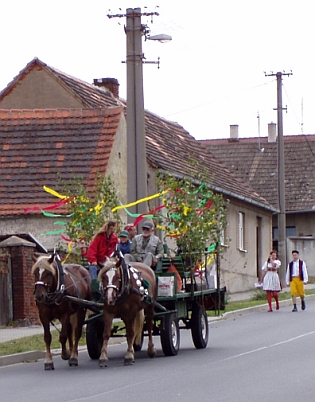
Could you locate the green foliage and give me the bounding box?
[59,173,122,246]
[156,170,228,265]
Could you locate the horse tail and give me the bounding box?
[133,310,144,345]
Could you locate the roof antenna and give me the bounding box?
[257,111,264,152]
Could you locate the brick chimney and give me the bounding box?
[93,78,120,98]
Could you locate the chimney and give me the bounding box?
[93,78,120,98]
[268,122,277,142]
[229,125,239,141]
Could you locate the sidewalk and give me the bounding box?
[1,284,315,366]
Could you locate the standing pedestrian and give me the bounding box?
[260,250,281,312]
[286,250,308,312]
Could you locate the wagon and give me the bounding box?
[71,252,226,359]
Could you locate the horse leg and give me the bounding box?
[68,311,81,367]
[145,306,156,358]
[41,318,54,370]
[124,315,136,365]
[99,312,114,368]
[59,316,71,361]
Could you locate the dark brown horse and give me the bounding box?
[97,256,157,366]
[31,253,92,370]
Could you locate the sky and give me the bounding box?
[1,0,314,140]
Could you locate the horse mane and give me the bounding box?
[31,255,57,276]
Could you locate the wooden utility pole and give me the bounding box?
[265,71,292,283]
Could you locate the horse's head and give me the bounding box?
[98,259,122,305]
[31,255,58,303]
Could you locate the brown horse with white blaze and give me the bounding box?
[97,257,157,366]
[31,253,92,370]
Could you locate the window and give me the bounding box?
[238,212,246,251]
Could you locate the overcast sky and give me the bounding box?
[1,0,314,140]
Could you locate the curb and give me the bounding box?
[0,350,46,367]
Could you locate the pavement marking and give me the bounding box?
[222,330,315,361]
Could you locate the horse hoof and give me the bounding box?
[68,358,78,367]
[61,352,70,361]
[98,359,108,368]
[44,362,54,370]
[124,358,134,366]
[148,349,156,358]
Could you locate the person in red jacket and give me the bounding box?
[86,220,119,279]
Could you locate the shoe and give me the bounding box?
[292,307,298,312]
[276,305,279,310]
[301,300,306,310]
[268,308,273,312]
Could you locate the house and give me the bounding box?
[200,124,315,278]
[0,58,277,294]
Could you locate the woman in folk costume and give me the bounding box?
[260,250,281,312]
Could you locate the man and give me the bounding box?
[286,250,308,312]
[124,221,163,269]
[124,224,137,241]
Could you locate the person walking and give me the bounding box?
[286,250,308,312]
[260,250,281,312]
[86,220,119,279]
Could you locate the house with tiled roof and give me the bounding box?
[0,107,127,248]
[200,125,315,277]
[0,58,277,293]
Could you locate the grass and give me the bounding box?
[1,288,315,357]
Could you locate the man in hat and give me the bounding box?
[124,221,163,269]
[286,250,308,312]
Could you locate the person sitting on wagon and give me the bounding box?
[124,221,163,269]
[117,230,132,255]
[86,220,119,279]
[124,223,137,241]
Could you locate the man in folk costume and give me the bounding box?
[124,221,164,269]
[286,250,308,312]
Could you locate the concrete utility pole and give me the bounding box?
[265,71,292,282]
[108,8,168,222]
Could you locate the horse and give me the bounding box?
[97,255,157,366]
[31,253,92,370]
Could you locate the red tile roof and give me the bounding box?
[200,135,315,212]
[0,107,122,216]
[0,58,275,213]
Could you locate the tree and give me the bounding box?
[156,171,228,267]
[59,173,122,251]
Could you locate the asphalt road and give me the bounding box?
[1,300,314,402]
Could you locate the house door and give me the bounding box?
[0,250,13,326]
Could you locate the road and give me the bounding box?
[1,301,314,402]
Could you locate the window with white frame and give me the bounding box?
[238,212,245,251]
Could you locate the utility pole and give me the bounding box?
[107,8,168,222]
[265,71,292,283]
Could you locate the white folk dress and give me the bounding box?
[262,258,281,291]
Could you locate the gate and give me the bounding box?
[0,251,13,326]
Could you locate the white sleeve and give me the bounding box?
[303,261,308,283]
[286,264,290,284]
[275,259,281,268]
[262,261,268,271]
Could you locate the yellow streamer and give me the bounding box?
[111,191,167,212]
[44,185,68,200]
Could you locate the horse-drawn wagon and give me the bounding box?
[31,249,225,369]
[82,250,226,360]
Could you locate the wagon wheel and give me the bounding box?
[86,318,104,360]
[191,302,209,349]
[160,313,180,356]
[133,330,144,352]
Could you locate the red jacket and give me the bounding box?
[86,233,119,264]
